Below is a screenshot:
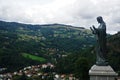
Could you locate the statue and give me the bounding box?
[90,16,108,66]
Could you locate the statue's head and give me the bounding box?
[97,16,104,23]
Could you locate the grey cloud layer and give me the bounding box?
[0,0,120,34]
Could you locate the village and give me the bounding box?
[0,63,78,80]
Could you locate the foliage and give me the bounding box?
[55,47,95,80]
[107,32,120,74]
[74,57,89,80]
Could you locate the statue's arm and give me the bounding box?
[90,27,95,34]
[92,25,99,34]
[90,27,94,32]
[90,25,98,34]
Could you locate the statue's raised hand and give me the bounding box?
[92,25,98,34]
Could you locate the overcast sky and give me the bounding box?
[0,0,120,34]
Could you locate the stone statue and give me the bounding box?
[90,16,108,66]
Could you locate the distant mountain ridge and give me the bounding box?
[0,20,85,29]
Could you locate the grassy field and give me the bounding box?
[22,53,46,62]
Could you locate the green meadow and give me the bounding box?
[22,53,46,62]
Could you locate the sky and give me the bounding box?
[0,0,120,34]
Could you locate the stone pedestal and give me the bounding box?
[89,65,118,80]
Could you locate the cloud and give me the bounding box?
[0,0,120,34]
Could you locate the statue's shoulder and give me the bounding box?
[101,22,106,27]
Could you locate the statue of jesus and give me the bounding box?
[90,16,108,66]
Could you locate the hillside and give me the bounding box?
[0,20,95,72]
[107,32,120,72]
[107,32,120,52]
[0,21,95,53]
[55,32,120,75]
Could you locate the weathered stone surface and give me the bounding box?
[89,65,118,76]
[89,65,118,80]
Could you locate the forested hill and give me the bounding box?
[107,32,120,53]
[0,20,95,53]
[0,20,95,72]
[54,31,120,76]
[107,32,120,72]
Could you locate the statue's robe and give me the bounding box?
[96,22,107,65]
